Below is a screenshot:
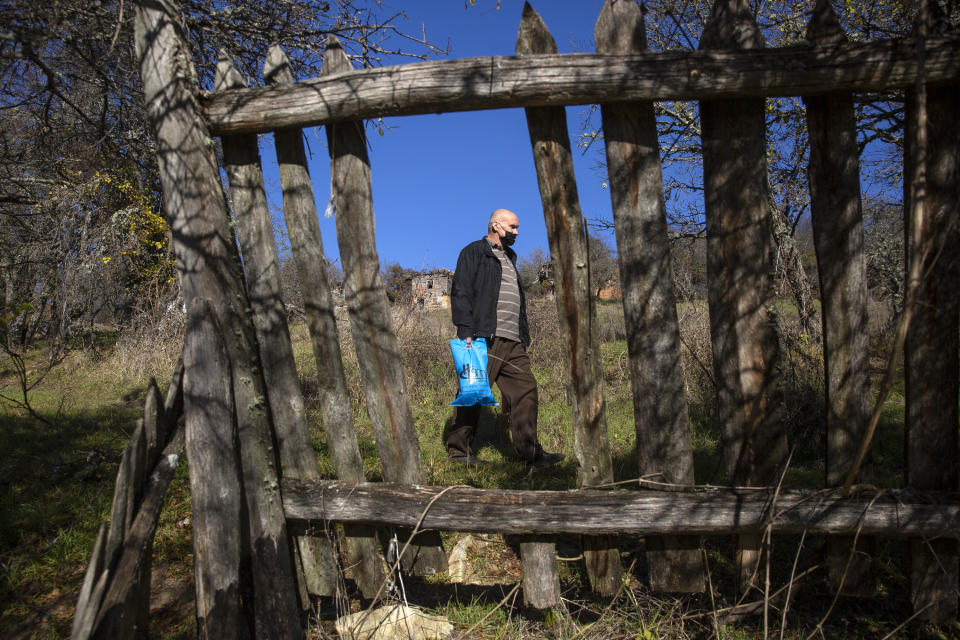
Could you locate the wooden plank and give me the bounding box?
[158,353,184,460]
[143,379,163,465]
[264,44,384,599]
[104,441,134,563]
[71,523,108,640]
[73,360,186,640]
[90,426,185,639]
[517,2,621,597]
[282,479,960,538]
[518,536,560,610]
[162,354,184,423]
[125,420,151,637]
[224,233,304,634]
[904,2,960,623]
[803,0,875,598]
[595,0,703,594]
[322,35,446,577]
[698,0,787,593]
[216,52,337,600]
[132,4,304,629]
[181,299,247,640]
[203,37,960,135]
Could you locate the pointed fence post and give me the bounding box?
[698,0,787,593]
[321,35,447,576]
[90,428,185,640]
[75,414,155,638]
[904,1,960,624]
[216,52,338,601]
[517,1,622,598]
[803,0,875,598]
[594,0,704,594]
[265,44,386,599]
[72,359,186,640]
[134,1,302,636]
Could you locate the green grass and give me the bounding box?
[0,296,934,639]
[0,346,192,638]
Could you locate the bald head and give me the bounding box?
[488,208,517,233]
[487,208,520,248]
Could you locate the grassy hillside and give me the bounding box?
[1,298,923,639]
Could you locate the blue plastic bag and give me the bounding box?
[449,338,498,407]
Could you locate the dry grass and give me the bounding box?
[0,294,932,639]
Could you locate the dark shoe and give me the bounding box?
[449,454,490,466]
[530,450,565,468]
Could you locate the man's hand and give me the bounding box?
[465,336,472,349]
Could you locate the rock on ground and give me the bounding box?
[335,604,453,640]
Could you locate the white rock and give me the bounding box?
[447,535,473,583]
[335,604,453,640]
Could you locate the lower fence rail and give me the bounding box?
[282,479,960,539]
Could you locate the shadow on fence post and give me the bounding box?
[904,1,960,624]
[803,0,875,598]
[517,2,622,598]
[216,52,338,604]
[595,0,705,594]
[264,44,386,600]
[698,0,788,594]
[181,300,247,639]
[133,1,303,636]
[72,363,185,640]
[321,35,447,577]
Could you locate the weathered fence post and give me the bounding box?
[518,536,561,610]
[134,1,302,636]
[89,423,185,639]
[595,0,704,594]
[181,300,247,639]
[517,2,622,598]
[803,0,874,598]
[265,44,385,600]
[321,35,447,576]
[72,364,185,640]
[216,53,338,603]
[904,1,960,623]
[698,0,787,593]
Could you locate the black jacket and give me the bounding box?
[451,238,530,347]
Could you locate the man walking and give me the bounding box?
[447,208,564,468]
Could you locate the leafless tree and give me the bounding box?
[0,0,444,352]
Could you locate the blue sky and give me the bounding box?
[259,0,616,272]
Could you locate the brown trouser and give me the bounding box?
[447,336,540,461]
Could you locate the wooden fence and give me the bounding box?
[75,0,959,637]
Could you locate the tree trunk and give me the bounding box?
[769,202,820,342]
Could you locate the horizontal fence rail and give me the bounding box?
[203,36,960,135]
[112,0,959,631]
[282,480,960,538]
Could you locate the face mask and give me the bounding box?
[500,229,517,247]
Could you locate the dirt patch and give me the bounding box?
[149,561,196,638]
